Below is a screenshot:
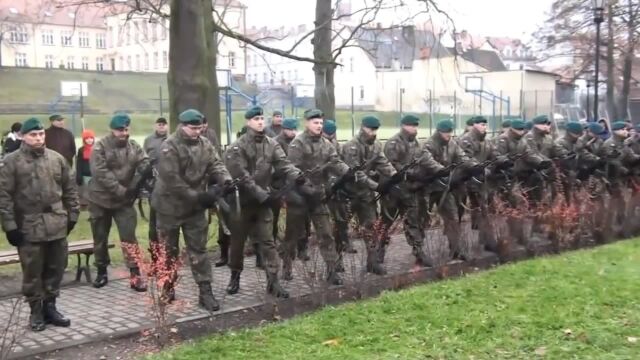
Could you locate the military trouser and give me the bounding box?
[89,203,140,269]
[328,193,351,254]
[282,204,338,272]
[156,210,211,284]
[520,173,547,236]
[380,189,423,251]
[228,204,279,274]
[608,184,626,233]
[467,189,497,251]
[18,238,68,302]
[217,210,231,259]
[427,191,462,256]
[350,198,381,250]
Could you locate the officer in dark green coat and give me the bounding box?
[0,118,79,331]
[89,114,150,291]
[381,114,444,266]
[341,115,397,274]
[152,109,232,311]
[224,106,302,298]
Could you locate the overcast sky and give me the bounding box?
[243,0,555,40]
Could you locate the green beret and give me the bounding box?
[611,121,627,131]
[511,119,526,130]
[501,119,512,128]
[323,119,337,135]
[401,114,420,126]
[525,121,534,130]
[588,122,604,135]
[49,114,64,122]
[565,121,583,135]
[304,109,324,120]
[282,118,298,130]
[21,117,44,134]
[178,109,204,125]
[532,115,550,125]
[473,116,488,124]
[273,110,283,117]
[361,115,380,129]
[110,114,131,129]
[245,106,264,120]
[466,118,475,126]
[436,119,454,132]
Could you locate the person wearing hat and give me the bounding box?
[2,122,23,155]
[554,122,585,204]
[44,114,76,166]
[150,108,232,310]
[463,117,475,134]
[576,121,607,178]
[76,129,96,209]
[284,109,353,282]
[88,113,150,292]
[265,110,284,138]
[321,119,339,152]
[423,119,482,260]
[340,115,398,274]
[270,117,299,247]
[202,116,222,154]
[0,117,79,331]
[501,119,512,135]
[602,121,633,234]
[224,105,303,298]
[381,114,444,266]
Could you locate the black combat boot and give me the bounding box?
[226,270,241,295]
[282,258,293,281]
[266,272,289,298]
[92,266,108,288]
[326,265,344,286]
[130,267,147,292]
[377,244,388,264]
[43,298,71,327]
[366,249,387,275]
[197,282,220,312]
[28,300,46,332]
[413,246,433,267]
[334,257,345,273]
[215,242,229,267]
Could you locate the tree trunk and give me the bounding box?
[312,0,336,120]
[168,0,221,136]
[617,0,636,120]
[605,4,618,120]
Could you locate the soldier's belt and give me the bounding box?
[21,201,64,214]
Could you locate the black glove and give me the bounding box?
[496,158,514,171]
[434,167,451,178]
[342,170,356,183]
[67,220,77,235]
[468,164,485,177]
[197,191,217,208]
[124,187,138,199]
[295,174,307,186]
[375,179,393,194]
[261,193,282,208]
[5,229,23,247]
[538,160,553,170]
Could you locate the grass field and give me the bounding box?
[152,239,640,360]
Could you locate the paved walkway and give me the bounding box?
[1,225,496,358]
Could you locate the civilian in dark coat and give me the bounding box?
[45,114,76,165]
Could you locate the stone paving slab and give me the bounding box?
[0,223,509,359]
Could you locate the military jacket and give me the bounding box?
[288,130,349,188]
[143,132,167,163]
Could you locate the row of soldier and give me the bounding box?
[2,108,638,332]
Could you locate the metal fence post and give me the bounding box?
[351,86,355,138]
[453,90,457,131]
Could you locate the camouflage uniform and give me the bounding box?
[88,133,149,285]
[423,131,477,259]
[143,131,167,250]
[151,123,231,307]
[285,130,350,281]
[0,142,79,330]
[382,128,443,263]
[602,133,630,233]
[224,127,301,296]
[341,129,397,274]
[324,134,354,255]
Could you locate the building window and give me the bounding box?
[96,33,106,49]
[61,31,72,46]
[228,52,235,68]
[81,56,89,70]
[162,51,168,68]
[135,54,141,71]
[144,53,149,70]
[107,26,113,48]
[151,22,157,41]
[66,56,75,69]
[134,21,140,43]
[41,30,54,45]
[119,56,124,70]
[161,19,167,39]
[44,55,54,68]
[287,70,291,80]
[15,53,27,67]
[127,55,132,70]
[349,57,354,72]
[78,32,90,47]
[280,71,284,81]
[96,57,104,71]
[9,27,28,44]
[360,86,365,100]
[142,21,148,40]
[294,69,298,80]
[126,23,131,45]
[153,51,159,69]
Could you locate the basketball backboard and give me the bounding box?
[465,76,483,92]
[217,69,231,88]
[61,81,89,97]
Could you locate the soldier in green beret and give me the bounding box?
[602,121,634,234]
[464,117,475,134]
[89,114,150,292]
[0,117,79,331]
[555,121,584,204]
[381,114,445,266]
[271,118,299,246]
[151,109,232,310]
[265,110,284,138]
[340,115,398,274]
[224,106,303,297]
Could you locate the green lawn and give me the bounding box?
[152,239,640,360]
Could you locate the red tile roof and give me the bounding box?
[0,0,108,28]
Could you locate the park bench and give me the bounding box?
[0,240,114,283]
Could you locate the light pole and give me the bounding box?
[586,78,591,121]
[592,0,605,120]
